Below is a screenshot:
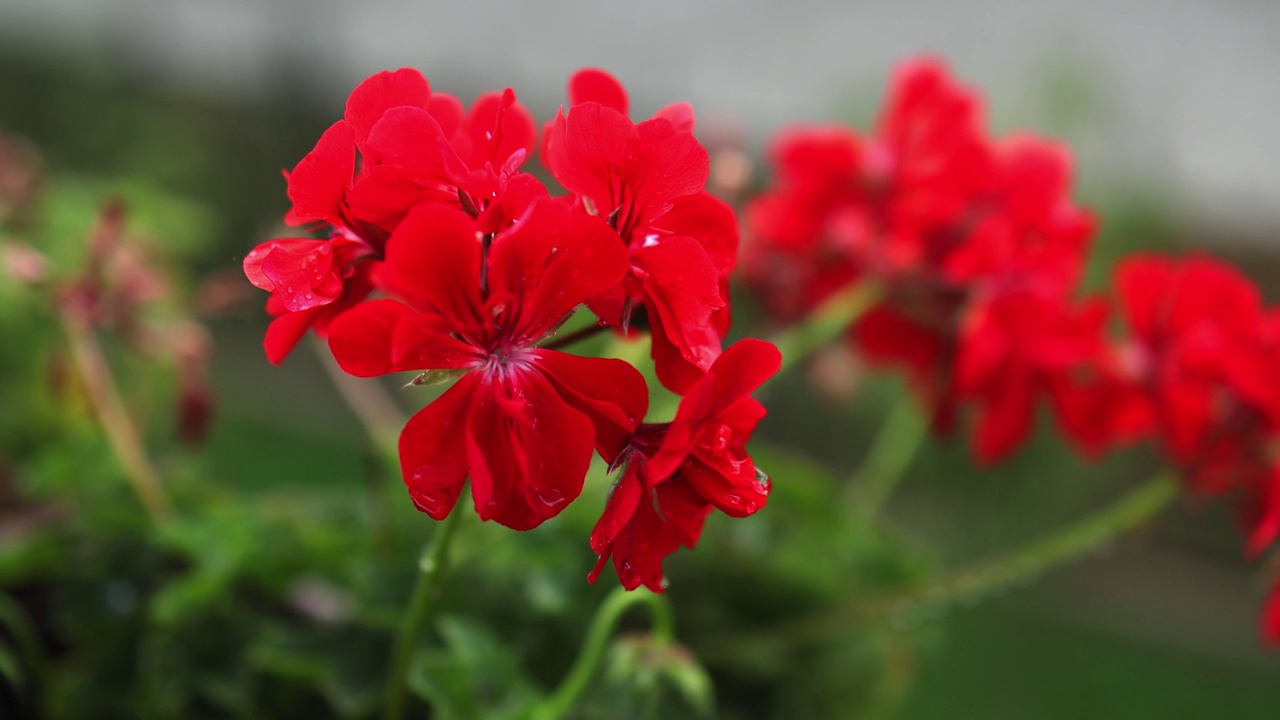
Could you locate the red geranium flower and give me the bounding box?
[744,58,1095,461]
[1113,255,1280,494]
[326,201,648,530]
[589,339,781,591]
[246,68,541,363]
[546,69,737,393]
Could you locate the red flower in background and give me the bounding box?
[326,202,647,530]
[590,339,781,591]
[1265,581,1280,647]
[244,68,540,363]
[744,57,1095,462]
[1112,255,1280,493]
[546,69,738,393]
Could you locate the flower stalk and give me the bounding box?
[846,397,928,519]
[384,506,465,720]
[771,280,883,375]
[61,314,174,523]
[531,587,675,720]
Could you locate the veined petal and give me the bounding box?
[377,205,484,327]
[399,373,477,520]
[466,371,595,530]
[589,474,710,592]
[326,298,473,377]
[344,68,432,147]
[647,339,780,483]
[568,68,628,115]
[362,106,450,180]
[285,121,355,227]
[533,349,649,463]
[486,199,628,340]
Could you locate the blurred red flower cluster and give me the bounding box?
[243,69,778,591]
[744,58,1280,644]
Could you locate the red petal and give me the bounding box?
[647,339,781,483]
[461,88,537,169]
[362,106,449,179]
[653,101,695,133]
[344,68,432,147]
[590,476,710,592]
[589,466,644,557]
[259,240,343,312]
[326,298,473,377]
[655,192,739,277]
[681,449,768,518]
[399,373,477,520]
[285,121,355,227]
[377,205,484,327]
[486,199,629,340]
[634,236,726,382]
[533,349,649,463]
[263,305,319,365]
[972,369,1036,463]
[1116,256,1176,343]
[244,238,323,292]
[465,372,595,530]
[568,68,629,115]
[1264,581,1280,647]
[546,104,636,203]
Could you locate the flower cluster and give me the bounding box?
[244,69,777,589]
[744,57,1097,463]
[1086,255,1280,645]
[744,57,1280,645]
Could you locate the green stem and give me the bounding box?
[61,315,174,523]
[532,588,675,720]
[384,507,465,720]
[771,280,883,375]
[706,471,1180,656]
[889,470,1179,617]
[845,398,927,520]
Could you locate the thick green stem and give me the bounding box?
[845,398,927,520]
[532,588,675,720]
[384,507,465,720]
[771,280,883,375]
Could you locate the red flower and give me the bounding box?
[589,339,781,591]
[1264,580,1280,647]
[1113,255,1280,494]
[956,293,1113,463]
[546,69,736,393]
[744,58,1095,461]
[245,68,541,363]
[326,201,648,530]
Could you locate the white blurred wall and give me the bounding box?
[6,0,1280,242]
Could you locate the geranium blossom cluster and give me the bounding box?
[743,58,1280,644]
[744,57,1099,463]
[242,68,779,591]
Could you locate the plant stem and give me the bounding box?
[532,588,675,720]
[384,507,465,720]
[845,398,927,520]
[771,280,883,375]
[310,336,404,464]
[61,316,173,523]
[542,323,609,351]
[888,470,1180,616]
[707,471,1180,655]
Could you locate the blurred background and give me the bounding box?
[2,1,1280,718]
